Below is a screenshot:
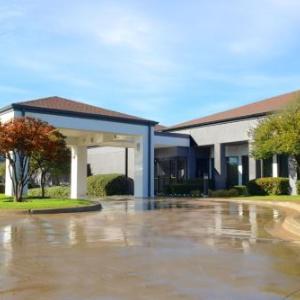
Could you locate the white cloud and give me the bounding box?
[0,85,29,94]
[13,57,94,87]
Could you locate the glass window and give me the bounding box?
[196,158,209,178]
[242,156,249,184]
[226,156,239,187]
[263,157,272,177]
[256,160,262,178]
[177,158,187,181]
[278,155,289,178]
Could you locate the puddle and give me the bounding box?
[0,198,299,299]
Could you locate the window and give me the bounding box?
[256,157,273,178]
[226,156,239,187]
[196,158,209,178]
[263,157,272,177]
[242,156,249,184]
[278,155,289,178]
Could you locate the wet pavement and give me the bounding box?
[0,198,299,300]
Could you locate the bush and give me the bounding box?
[28,174,134,199]
[232,185,248,196]
[209,188,240,198]
[190,190,201,197]
[28,186,70,198]
[166,178,212,196]
[168,183,202,195]
[297,181,300,195]
[247,177,289,195]
[87,174,133,197]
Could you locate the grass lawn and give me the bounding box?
[0,194,90,210]
[235,195,300,202]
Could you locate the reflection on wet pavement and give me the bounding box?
[0,198,299,300]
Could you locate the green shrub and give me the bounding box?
[0,184,4,194]
[190,189,201,197]
[168,183,202,195]
[87,174,133,197]
[232,185,248,196]
[297,180,300,195]
[209,188,240,198]
[166,178,212,196]
[28,186,70,198]
[247,177,289,195]
[28,174,133,199]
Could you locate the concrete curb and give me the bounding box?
[28,201,102,214]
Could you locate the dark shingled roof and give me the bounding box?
[154,124,167,132]
[8,96,157,125]
[166,90,300,131]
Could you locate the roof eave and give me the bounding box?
[10,104,158,126]
[164,112,270,132]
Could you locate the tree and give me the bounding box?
[31,146,70,198]
[250,99,300,194]
[0,117,67,202]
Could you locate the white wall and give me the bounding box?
[87,147,135,178]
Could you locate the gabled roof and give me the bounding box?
[4,96,157,125]
[154,124,167,132]
[166,90,300,131]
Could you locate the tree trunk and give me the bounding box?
[288,155,298,195]
[40,171,46,198]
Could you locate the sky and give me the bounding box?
[1,0,300,126]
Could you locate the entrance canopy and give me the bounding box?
[0,96,158,198]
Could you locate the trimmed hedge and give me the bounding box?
[209,188,240,198]
[28,186,70,198]
[166,179,212,196]
[247,177,289,195]
[232,185,248,196]
[28,174,134,198]
[87,174,133,197]
[297,181,300,195]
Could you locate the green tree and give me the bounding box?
[251,99,300,194]
[31,147,70,198]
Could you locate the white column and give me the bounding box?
[214,143,226,189]
[5,155,28,197]
[238,156,243,185]
[70,145,87,199]
[5,158,14,196]
[272,154,278,177]
[134,127,154,198]
[248,141,256,180]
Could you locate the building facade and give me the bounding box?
[0,90,298,198]
[87,90,298,194]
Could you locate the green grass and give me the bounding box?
[0,194,90,210]
[235,195,300,202]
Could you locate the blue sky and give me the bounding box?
[1,0,300,125]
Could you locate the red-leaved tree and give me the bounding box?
[0,117,67,202]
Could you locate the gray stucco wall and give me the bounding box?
[175,117,263,146]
